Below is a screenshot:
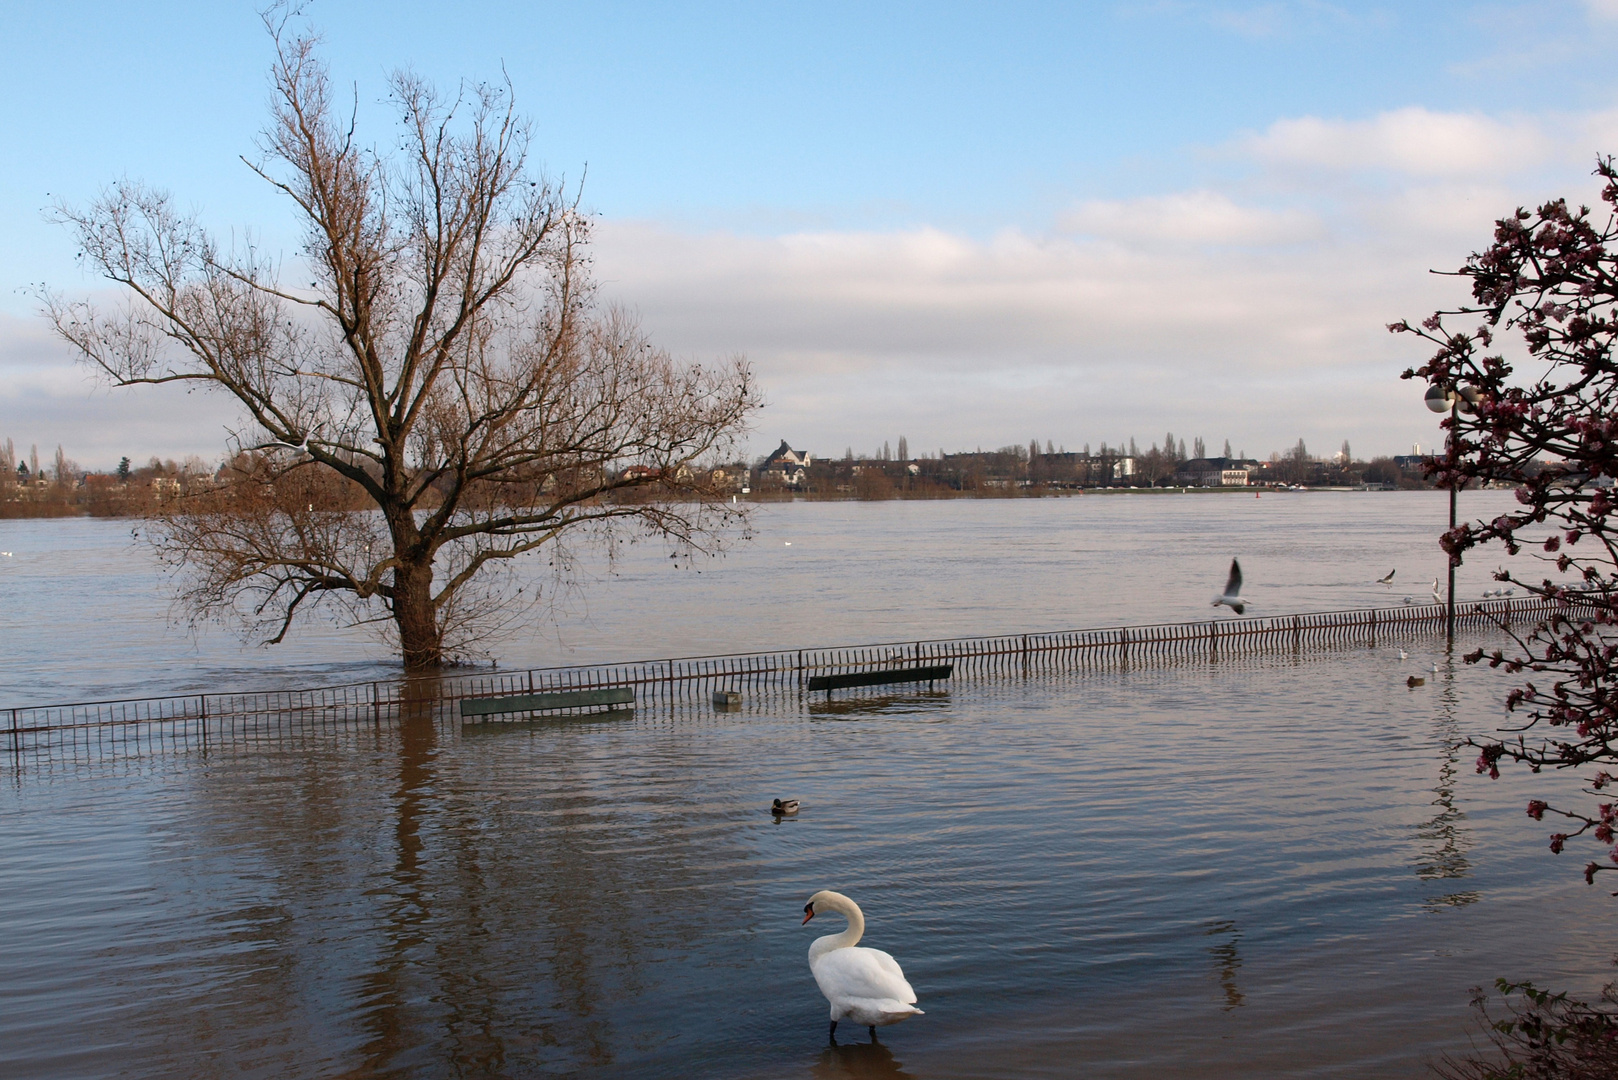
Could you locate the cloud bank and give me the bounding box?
[7,101,1616,467]
[587,103,1613,461]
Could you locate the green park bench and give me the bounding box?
[805,663,953,695]
[459,685,635,720]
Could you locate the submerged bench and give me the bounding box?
[806,664,953,694]
[460,685,634,719]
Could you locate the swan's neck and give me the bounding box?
[811,895,864,956]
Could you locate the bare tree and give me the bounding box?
[43,18,759,669]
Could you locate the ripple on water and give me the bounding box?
[1,637,1613,1078]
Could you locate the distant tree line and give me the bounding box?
[748,433,1446,499]
[1,428,1459,520]
[0,438,224,518]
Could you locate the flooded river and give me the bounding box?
[1,491,1611,1077]
[0,489,1535,703]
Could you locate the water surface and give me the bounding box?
[1,640,1612,1078]
[3,489,1606,1078]
[0,490,1527,704]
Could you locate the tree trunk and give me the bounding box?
[393,558,442,670]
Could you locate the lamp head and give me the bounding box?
[1424,384,1455,413]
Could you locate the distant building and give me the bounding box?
[1392,454,1432,473]
[1176,457,1251,486]
[759,440,812,485]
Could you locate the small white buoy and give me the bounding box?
[784,542,792,546]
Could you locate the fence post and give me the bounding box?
[198,694,207,748]
[1210,621,1217,663]
[372,682,381,727]
[1022,635,1029,676]
[798,650,804,693]
[9,708,16,756]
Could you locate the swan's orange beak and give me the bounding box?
[802,904,815,924]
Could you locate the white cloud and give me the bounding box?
[0,311,242,469]
[1239,106,1553,177]
[16,102,1616,467]
[586,103,1618,460]
[1586,0,1618,22]
[1060,190,1324,245]
[592,215,1449,460]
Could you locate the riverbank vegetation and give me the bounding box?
[1,436,1439,520]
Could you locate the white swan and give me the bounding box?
[803,890,923,1042]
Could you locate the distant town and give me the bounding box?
[0,432,1447,519]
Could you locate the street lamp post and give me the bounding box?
[1426,382,1479,645]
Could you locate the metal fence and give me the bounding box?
[4,596,1565,761]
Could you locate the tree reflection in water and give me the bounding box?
[170,675,765,1077]
[1415,661,1480,911]
[1203,919,1244,1011]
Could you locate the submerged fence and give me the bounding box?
[3,596,1569,760]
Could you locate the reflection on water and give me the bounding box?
[807,690,952,718]
[1417,656,1481,912]
[814,1040,916,1079]
[1204,920,1245,1011]
[1,636,1610,1079]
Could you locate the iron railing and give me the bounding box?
[3,596,1568,761]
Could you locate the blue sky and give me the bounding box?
[7,1,1618,467]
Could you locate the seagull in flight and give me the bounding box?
[254,435,311,455]
[1377,569,1396,586]
[1212,558,1246,615]
[1431,579,1443,603]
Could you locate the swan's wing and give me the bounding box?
[812,947,917,1005]
[862,948,918,1003]
[1223,559,1242,599]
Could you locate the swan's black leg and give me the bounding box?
[869,1025,878,1042]
[828,1020,838,1044]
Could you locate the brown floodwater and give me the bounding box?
[3,638,1613,1078]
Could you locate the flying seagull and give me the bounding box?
[1212,559,1246,615]
[1377,569,1396,585]
[252,435,311,455]
[1431,579,1443,603]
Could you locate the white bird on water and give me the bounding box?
[803,890,923,1043]
[1212,558,1246,615]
